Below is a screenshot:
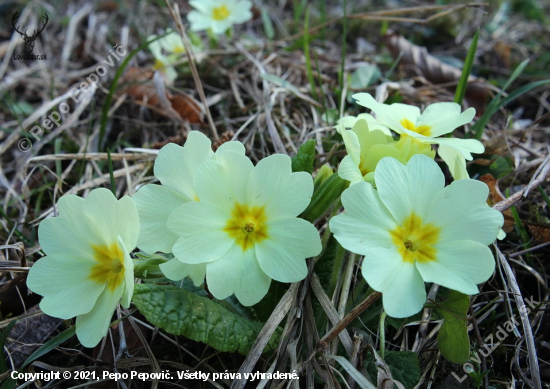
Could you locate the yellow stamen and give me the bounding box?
[359,157,370,176]
[400,118,432,137]
[212,5,230,21]
[89,243,125,291]
[224,203,269,251]
[389,213,440,264]
[153,59,166,70]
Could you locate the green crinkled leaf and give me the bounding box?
[383,351,421,389]
[291,139,316,174]
[365,351,420,389]
[132,284,280,355]
[435,290,470,364]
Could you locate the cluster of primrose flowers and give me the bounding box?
[27,94,504,347]
[147,0,252,82]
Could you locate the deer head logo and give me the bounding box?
[12,11,49,54]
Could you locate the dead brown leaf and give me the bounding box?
[527,224,550,244]
[119,67,203,124]
[479,174,514,232]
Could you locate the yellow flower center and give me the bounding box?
[400,118,432,137]
[153,58,166,69]
[359,157,371,176]
[212,5,231,21]
[173,45,185,54]
[224,203,269,251]
[90,243,125,292]
[389,213,440,264]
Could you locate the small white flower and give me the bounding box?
[132,131,245,286]
[27,189,139,347]
[330,155,504,318]
[336,113,392,136]
[352,93,484,180]
[165,150,322,306]
[188,0,253,35]
[148,30,203,82]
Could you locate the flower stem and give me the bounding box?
[379,310,387,359]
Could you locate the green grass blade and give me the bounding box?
[471,59,530,140]
[107,148,116,197]
[293,0,308,32]
[498,79,550,108]
[2,326,77,389]
[0,378,16,389]
[538,186,550,209]
[337,0,348,116]
[320,0,327,40]
[261,6,275,40]
[0,320,17,374]
[500,59,530,93]
[315,52,328,113]
[21,326,76,368]
[454,30,479,105]
[304,8,319,102]
[384,51,403,80]
[473,78,550,140]
[510,204,531,257]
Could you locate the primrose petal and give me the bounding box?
[331,155,503,318]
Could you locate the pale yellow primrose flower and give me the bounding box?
[163,150,322,306]
[336,113,392,136]
[148,30,204,83]
[27,189,138,347]
[132,131,245,286]
[330,155,504,318]
[352,93,484,180]
[188,0,253,35]
[336,116,435,185]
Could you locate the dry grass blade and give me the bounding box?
[261,74,323,108]
[24,153,154,176]
[494,246,542,389]
[125,313,161,389]
[32,87,97,155]
[328,354,376,389]
[163,0,218,140]
[383,31,487,110]
[60,4,93,72]
[231,283,299,389]
[310,272,353,356]
[492,154,550,212]
[235,43,287,154]
[367,345,407,389]
[346,334,367,389]
[319,291,382,349]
